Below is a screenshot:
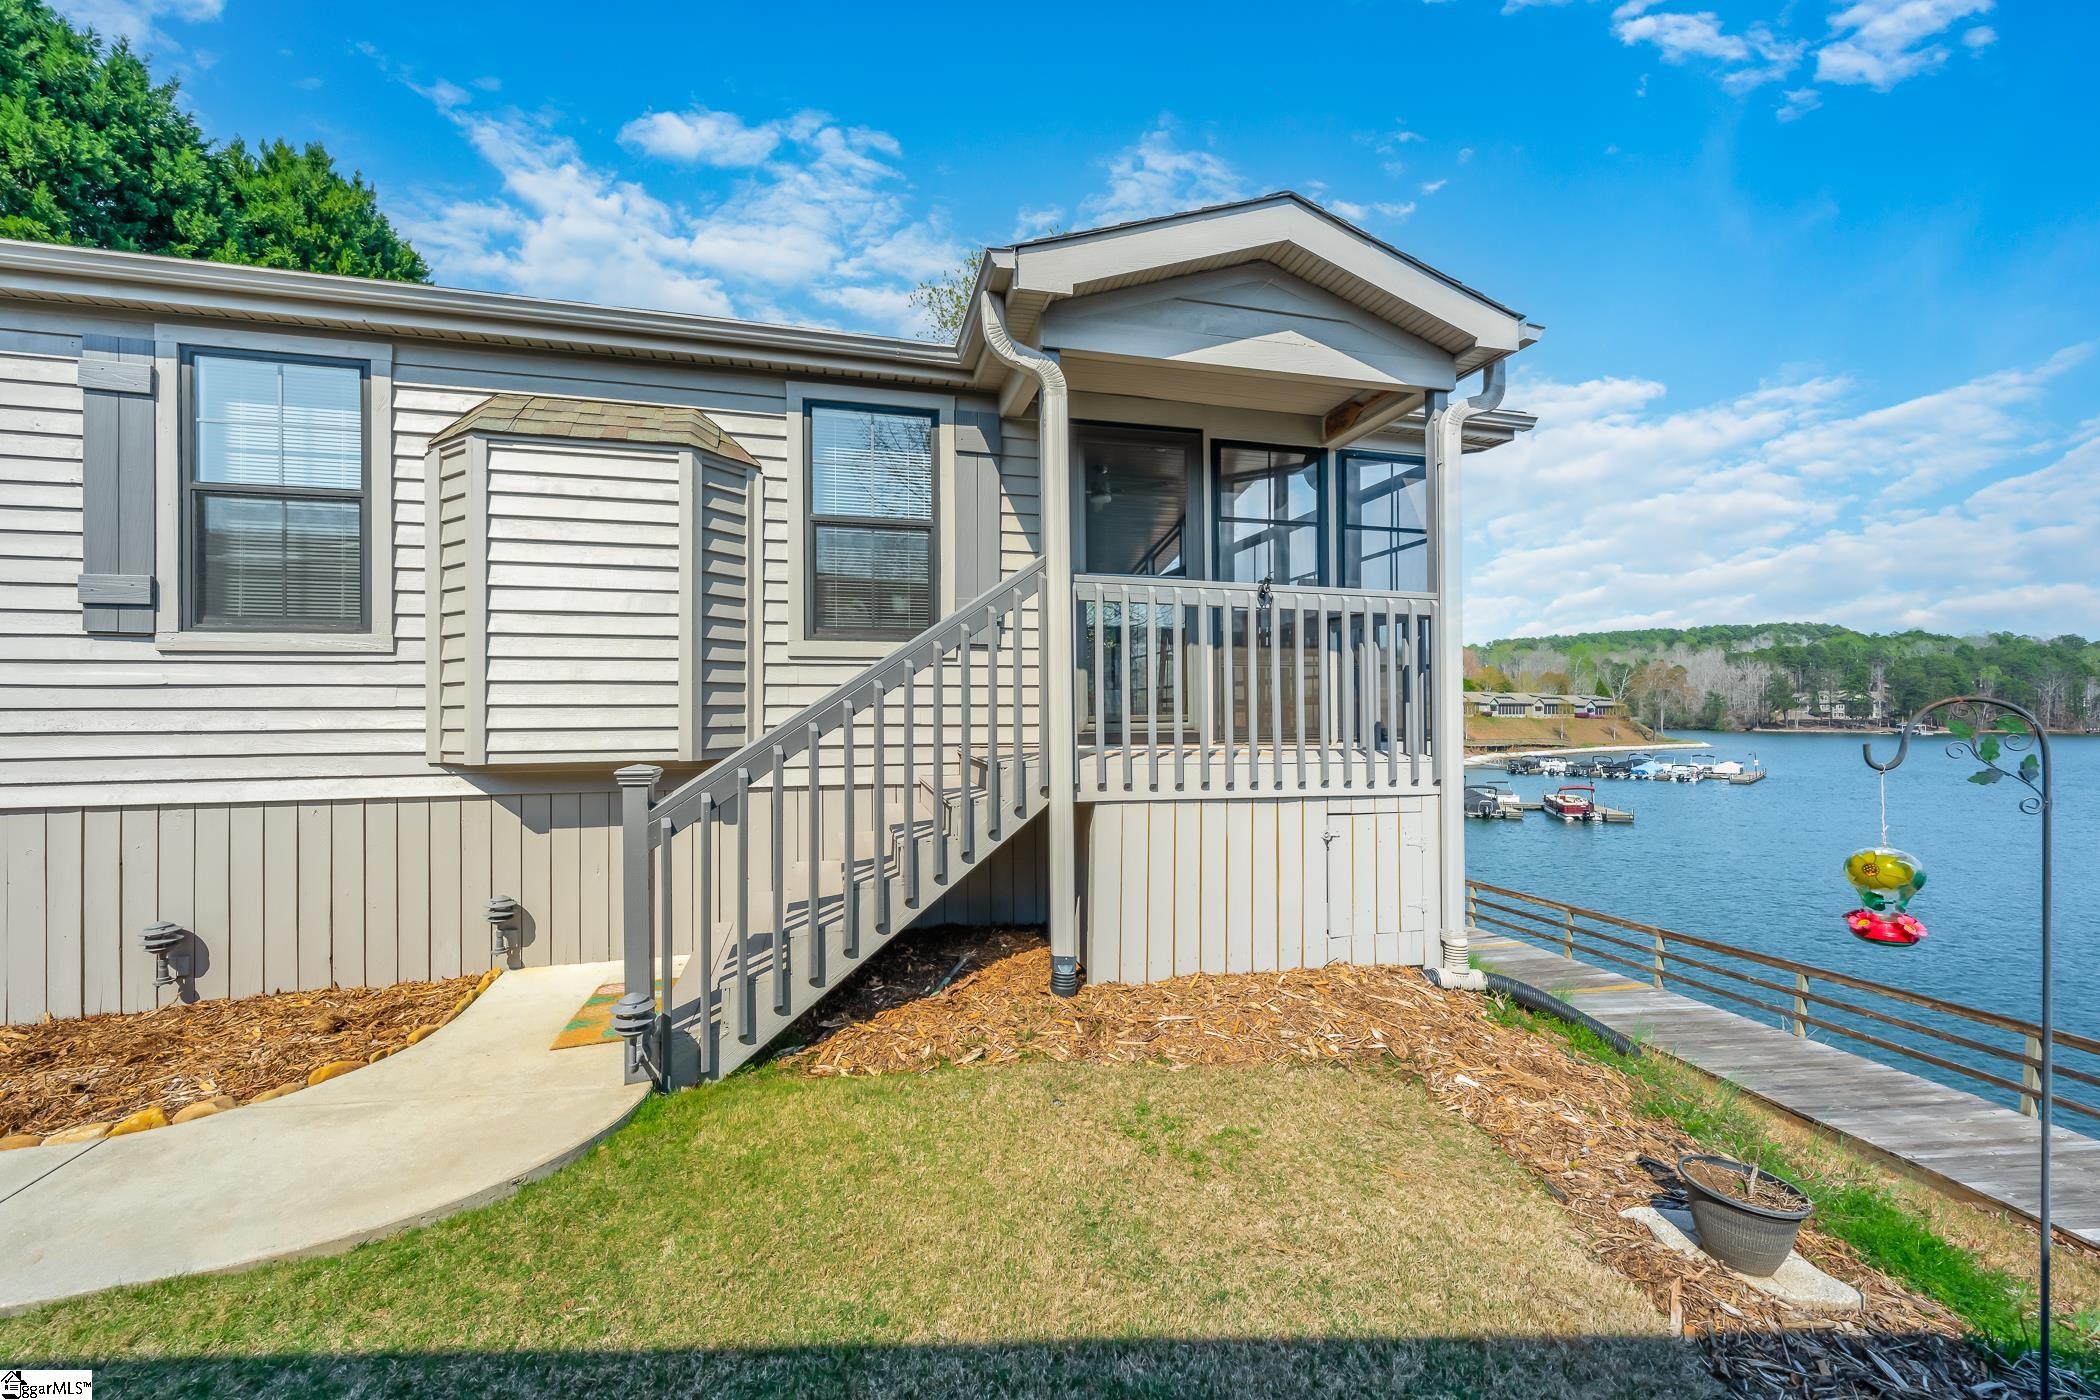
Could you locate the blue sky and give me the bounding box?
[61,0,2099,641]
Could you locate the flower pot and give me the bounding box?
[1678,1153,1813,1277]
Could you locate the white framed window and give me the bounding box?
[152,324,394,652]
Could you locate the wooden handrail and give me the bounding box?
[1470,891,2100,1088]
[652,560,1047,833]
[1468,880,2100,1124]
[1073,575,1434,798]
[1468,879,2100,1057]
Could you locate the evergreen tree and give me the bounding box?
[216,140,427,280]
[0,0,426,280]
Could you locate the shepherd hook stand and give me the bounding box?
[1864,695,2055,1397]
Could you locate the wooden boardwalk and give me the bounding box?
[1473,933,2100,1248]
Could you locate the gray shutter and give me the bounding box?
[77,334,158,634]
[952,409,1003,602]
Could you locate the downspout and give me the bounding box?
[1426,360,1507,991]
[979,292,1082,996]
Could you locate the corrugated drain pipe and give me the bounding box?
[1478,970,1643,1059]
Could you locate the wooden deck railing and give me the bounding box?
[1073,574,1434,798]
[1467,880,2100,1126]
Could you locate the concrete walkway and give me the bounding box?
[1474,933,2100,1248]
[0,960,647,1313]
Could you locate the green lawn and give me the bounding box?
[0,1061,1721,1398]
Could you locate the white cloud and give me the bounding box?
[49,0,220,49]
[1375,200,1419,220]
[1329,199,1369,221]
[1502,0,1571,10]
[404,91,960,335]
[1777,87,1823,120]
[1457,147,1475,164]
[812,284,925,337]
[1013,206,1065,238]
[417,78,472,111]
[619,107,783,167]
[1524,0,1991,117]
[1815,0,1994,90]
[1080,124,1246,226]
[1464,351,2100,641]
[403,111,736,316]
[1611,1,1805,90]
[1420,178,1448,195]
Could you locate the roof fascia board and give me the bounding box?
[0,238,974,386]
[1009,199,1527,355]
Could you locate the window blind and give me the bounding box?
[188,352,366,630]
[808,404,935,638]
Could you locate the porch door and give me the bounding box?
[1075,424,1195,745]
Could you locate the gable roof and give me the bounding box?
[1010,191,1522,318]
[429,393,758,467]
[962,192,1541,384]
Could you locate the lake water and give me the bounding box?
[1463,730,2099,1115]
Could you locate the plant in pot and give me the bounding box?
[1677,1153,1814,1277]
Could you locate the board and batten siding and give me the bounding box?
[0,789,1046,1024]
[0,790,629,1023]
[1080,795,1437,984]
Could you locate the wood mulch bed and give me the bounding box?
[0,975,481,1139]
[787,928,2043,1399]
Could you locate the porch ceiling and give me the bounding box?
[1059,350,1425,420]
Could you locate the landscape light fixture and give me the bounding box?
[486,895,519,960]
[141,921,186,988]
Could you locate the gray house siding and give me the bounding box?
[0,297,1049,1023]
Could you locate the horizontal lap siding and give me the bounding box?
[483,440,681,763]
[1080,795,1436,985]
[0,315,788,810]
[697,457,752,756]
[432,441,472,762]
[755,400,1043,734]
[0,788,625,1023]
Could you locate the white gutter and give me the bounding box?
[0,238,972,385]
[977,292,1082,995]
[1426,360,1507,991]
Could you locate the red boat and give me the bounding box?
[1541,784,1597,822]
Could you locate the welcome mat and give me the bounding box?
[551,979,663,1050]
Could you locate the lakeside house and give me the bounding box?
[0,193,1544,1082]
[1468,691,1624,719]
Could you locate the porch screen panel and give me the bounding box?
[808,403,936,639]
[1339,451,1428,592]
[187,351,367,630]
[1214,442,1321,586]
